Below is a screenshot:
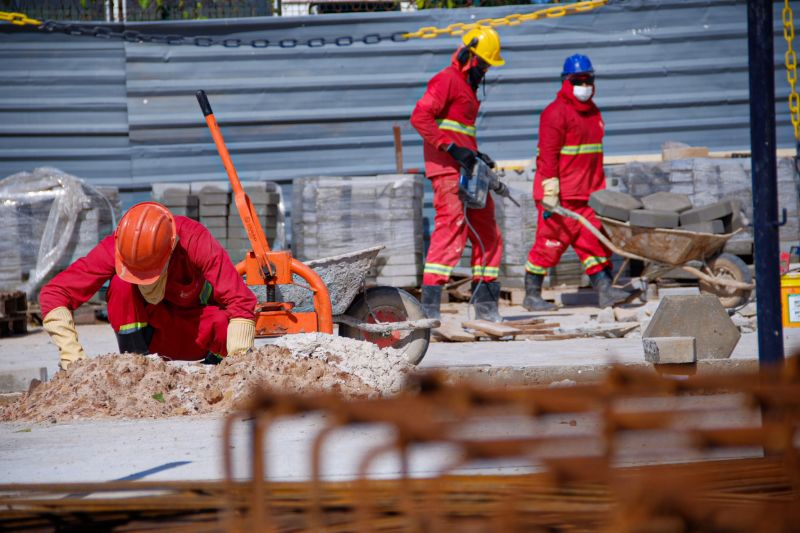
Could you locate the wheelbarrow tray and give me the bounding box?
[271,245,383,315]
[598,216,737,266]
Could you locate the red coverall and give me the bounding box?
[411,54,502,286]
[39,217,256,360]
[527,79,611,277]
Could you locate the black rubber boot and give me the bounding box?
[420,284,442,320]
[522,272,557,312]
[471,281,503,322]
[589,268,631,308]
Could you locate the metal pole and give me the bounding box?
[747,0,784,367]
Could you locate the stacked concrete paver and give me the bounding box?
[292,175,424,287]
[604,156,800,253]
[152,182,199,220]
[152,180,284,262]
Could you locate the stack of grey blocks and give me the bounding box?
[292,175,424,288]
[494,176,538,289]
[151,182,200,220]
[0,202,22,291]
[153,180,283,263]
[591,184,739,233]
[192,181,231,249]
[226,181,282,262]
[603,156,800,253]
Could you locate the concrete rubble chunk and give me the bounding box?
[629,209,680,229]
[643,294,741,359]
[642,336,696,363]
[641,192,693,213]
[588,190,643,221]
[679,200,733,226]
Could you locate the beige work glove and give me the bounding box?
[227,318,255,356]
[43,307,88,371]
[541,177,560,212]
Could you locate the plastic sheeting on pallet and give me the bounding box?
[0,168,121,298]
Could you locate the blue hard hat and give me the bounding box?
[561,54,594,76]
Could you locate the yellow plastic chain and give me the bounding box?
[784,0,799,141]
[403,0,608,40]
[0,11,41,26]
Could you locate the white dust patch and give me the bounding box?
[272,333,413,395]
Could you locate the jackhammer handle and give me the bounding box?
[196,90,213,117]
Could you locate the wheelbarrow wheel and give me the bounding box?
[698,253,753,309]
[339,286,430,365]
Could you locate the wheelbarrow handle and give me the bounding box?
[551,205,649,263]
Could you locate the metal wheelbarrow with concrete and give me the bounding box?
[197,90,437,365]
[553,206,755,308]
[269,245,437,365]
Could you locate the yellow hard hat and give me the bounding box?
[461,26,504,67]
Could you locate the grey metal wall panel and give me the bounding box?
[0,27,130,183]
[0,0,796,189]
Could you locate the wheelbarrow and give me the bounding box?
[196,91,438,365]
[261,245,437,364]
[553,205,755,308]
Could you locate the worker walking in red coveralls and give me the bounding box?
[39,202,257,371]
[410,26,505,322]
[524,54,631,311]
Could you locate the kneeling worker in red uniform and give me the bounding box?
[39,202,257,370]
[411,26,505,322]
[524,54,630,311]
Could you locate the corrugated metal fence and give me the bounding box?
[0,0,796,191]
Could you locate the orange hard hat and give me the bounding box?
[114,202,177,285]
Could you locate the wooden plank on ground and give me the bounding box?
[515,323,561,333]
[462,320,522,337]
[434,323,475,342]
[503,317,546,326]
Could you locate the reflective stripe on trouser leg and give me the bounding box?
[525,261,548,275]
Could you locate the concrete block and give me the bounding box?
[642,336,696,364]
[152,182,191,197]
[206,226,227,240]
[191,180,231,194]
[679,200,733,225]
[629,209,679,229]
[643,295,740,359]
[641,192,693,213]
[0,367,48,393]
[200,216,227,228]
[199,192,230,205]
[679,220,725,234]
[588,190,643,221]
[199,204,228,217]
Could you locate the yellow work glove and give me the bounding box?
[541,177,560,212]
[226,318,255,356]
[43,307,88,371]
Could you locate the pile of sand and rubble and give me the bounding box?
[0,333,413,423]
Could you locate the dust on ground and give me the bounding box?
[1,334,414,423]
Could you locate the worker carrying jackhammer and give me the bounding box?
[39,202,257,371]
[410,26,505,322]
[523,54,631,311]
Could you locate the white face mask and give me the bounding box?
[573,85,593,102]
